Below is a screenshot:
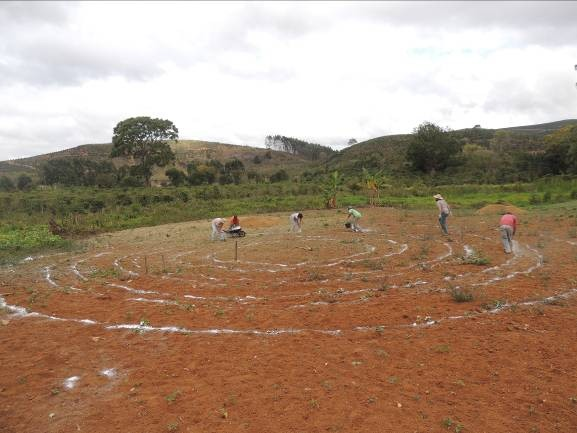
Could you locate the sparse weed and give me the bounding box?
[167,422,179,432]
[434,344,450,353]
[441,417,464,432]
[450,287,474,303]
[90,267,120,279]
[165,390,181,404]
[482,299,507,310]
[460,253,490,266]
[305,270,324,281]
[309,398,320,409]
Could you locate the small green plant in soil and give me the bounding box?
[460,253,490,266]
[450,287,474,302]
[434,344,450,353]
[165,390,181,404]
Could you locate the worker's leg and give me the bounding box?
[500,225,512,253]
[439,213,449,235]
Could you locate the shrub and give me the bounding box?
[450,287,474,302]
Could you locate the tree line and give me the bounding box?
[265,135,334,161]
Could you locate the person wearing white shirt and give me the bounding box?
[289,212,303,233]
[434,194,451,235]
[211,217,226,241]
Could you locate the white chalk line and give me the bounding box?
[3,285,576,336]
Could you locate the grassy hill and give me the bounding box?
[2,118,576,183]
[327,119,577,176]
[500,119,577,135]
[0,140,314,181]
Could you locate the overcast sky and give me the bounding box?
[1,1,576,160]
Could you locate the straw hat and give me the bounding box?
[433,194,444,200]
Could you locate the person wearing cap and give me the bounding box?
[433,194,451,235]
[211,217,226,241]
[347,206,362,232]
[289,212,303,233]
[499,211,518,254]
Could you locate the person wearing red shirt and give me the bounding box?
[499,211,518,254]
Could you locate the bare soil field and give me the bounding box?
[1,207,577,433]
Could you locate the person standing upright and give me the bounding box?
[434,194,451,235]
[499,211,518,254]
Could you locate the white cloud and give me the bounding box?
[1,1,576,159]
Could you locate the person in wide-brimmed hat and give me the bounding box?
[434,194,451,235]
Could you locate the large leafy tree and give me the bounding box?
[543,125,577,174]
[406,122,462,174]
[111,116,178,186]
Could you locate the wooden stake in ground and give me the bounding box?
[235,240,238,262]
[144,256,149,274]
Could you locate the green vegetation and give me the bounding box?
[2,118,577,263]
[111,116,178,186]
[1,175,577,262]
[0,225,69,263]
[449,287,475,303]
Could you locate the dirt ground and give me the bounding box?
[1,207,577,433]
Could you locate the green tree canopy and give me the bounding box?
[406,122,462,174]
[0,176,15,192]
[165,167,187,186]
[16,174,33,191]
[111,116,178,186]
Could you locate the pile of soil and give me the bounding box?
[476,203,526,215]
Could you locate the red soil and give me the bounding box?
[1,208,577,433]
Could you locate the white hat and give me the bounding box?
[433,194,444,200]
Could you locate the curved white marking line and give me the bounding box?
[209,235,379,269]
[100,368,116,378]
[113,256,139,278]
[64,376,80,389]
[429,242,453,268]
[472,242,542,287]
[184,294,259,303]
[2,285,576,336]
[105,323,341,336]
[71,261,88,281]
[44,266,58,287]
[127,297,178,305]
[107,283,159,295]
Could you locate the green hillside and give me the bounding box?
[326,119,577,178]
[0,140,315,181]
